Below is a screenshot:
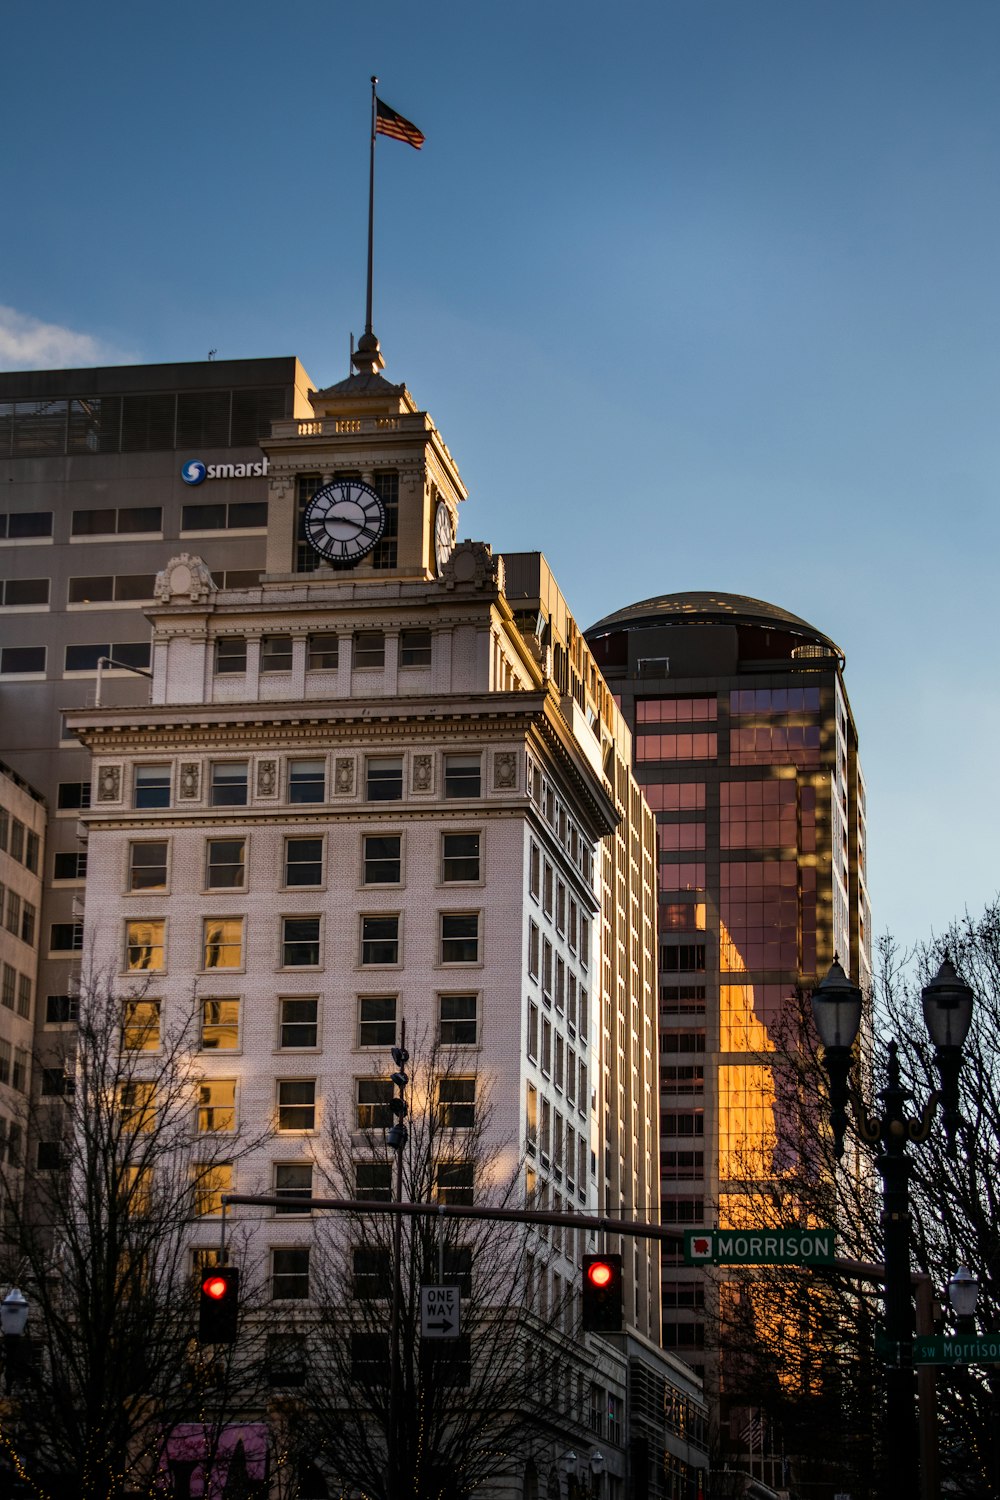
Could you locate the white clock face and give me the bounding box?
[304,480,386,563]
[434,500,455,574]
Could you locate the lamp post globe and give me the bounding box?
[948,1266,979,1331]
[0,1289,28,1339]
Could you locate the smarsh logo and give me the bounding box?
[180,457,269,485]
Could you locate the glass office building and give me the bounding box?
[586,591,871,1381]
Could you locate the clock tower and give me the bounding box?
[260,347,466,583]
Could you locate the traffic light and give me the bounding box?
[582,1253,623,1332]
[198,1264,239,1343]
[387,1044,409,1151]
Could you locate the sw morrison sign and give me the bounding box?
[684,1229,835,1266]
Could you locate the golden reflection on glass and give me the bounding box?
[718,1062,776,1180]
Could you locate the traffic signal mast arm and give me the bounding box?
[220,1193,683,1243]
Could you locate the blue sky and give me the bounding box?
[4,1,1000,952]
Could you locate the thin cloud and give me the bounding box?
[0,306,137,371]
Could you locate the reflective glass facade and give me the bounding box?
[587,592,871,1387]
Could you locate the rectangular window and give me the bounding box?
[201,998,240,1050]
[126,919,165,971]
[210,762,248,806]
[358,995,397,1047]
[285,837,323,887]
[289,759,325,804]
[660,944,707,973]
[193,1163,232,1217]
[356,1078,393,1129]
[444,755,481,798]
[435,1162,474,1205]
[182,500,267,531]
[442,833,479,882]
[306,633,339,670]
[1,647,46,674]
[439,994,478,1045]
[46,994,78,1024]
[51,921,84,952]
[366,757,403,801]
[260,635,293,673]
[279,997,319,1049]
[361,916,399,965]
[53,850,86,881]
[529,842,541,900]
[57,782,91,810]
[277,1080,316,1132]
[206,838,245,889]
[134,764,170,809]
[37,1142,62,1172]
[353,1246,392,1300]
[2,965,15,1009]
[353,630,385,669]
[271,1247,310,1300]
[282,917,321,968]
[197,1079,236,1132]
[399,628,432,667]
[355,1161,392,1200]
[65,641,150,673]
[528,921,539,978]
[351,1330,390,1381]
[20,902,35,945]
[214,638,247,674]
[363,834,401,884]
[203,918,243,970]
[17,975,31,1019]
[129,841,168,891]
[120,1081,157,1134]
[1,510,53,538]
[2,578,49,606]
[438,1078,476,1129]
[274,1162,313,1215]
[122,998,161,1050]
[635,733,718,762]
[441,913,479,964]
[24,830,39,873]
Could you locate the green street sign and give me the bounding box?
[914,1335,1000,1365]
[683,1228,835,1266]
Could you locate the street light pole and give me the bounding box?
[812,955,974,1500]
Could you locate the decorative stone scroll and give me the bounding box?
[96,765,122,803]
[493,751,518,791]
[178,762,201,801]
[154,553,217,605]
[334,757,355,795]
[412,755,433,793]
[256,760,278,798]
[440,540,504,594]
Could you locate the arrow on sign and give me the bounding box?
[425,1315,457,1334]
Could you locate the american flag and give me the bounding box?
[375,98,425,150]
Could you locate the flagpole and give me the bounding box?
[366,75,377,339]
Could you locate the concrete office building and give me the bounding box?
[0,760,46,1208]
[586,593,870,1476]
[3,353,708,1497]
[0,358,315,1046]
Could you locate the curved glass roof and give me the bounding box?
[586,591,842,658]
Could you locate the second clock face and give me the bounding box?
[304,480,386,563]
[434,500,455,574]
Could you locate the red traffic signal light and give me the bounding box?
[198,1264,239,1343]
[582,1253,622,1332]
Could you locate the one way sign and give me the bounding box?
[420,1284,460,1340]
